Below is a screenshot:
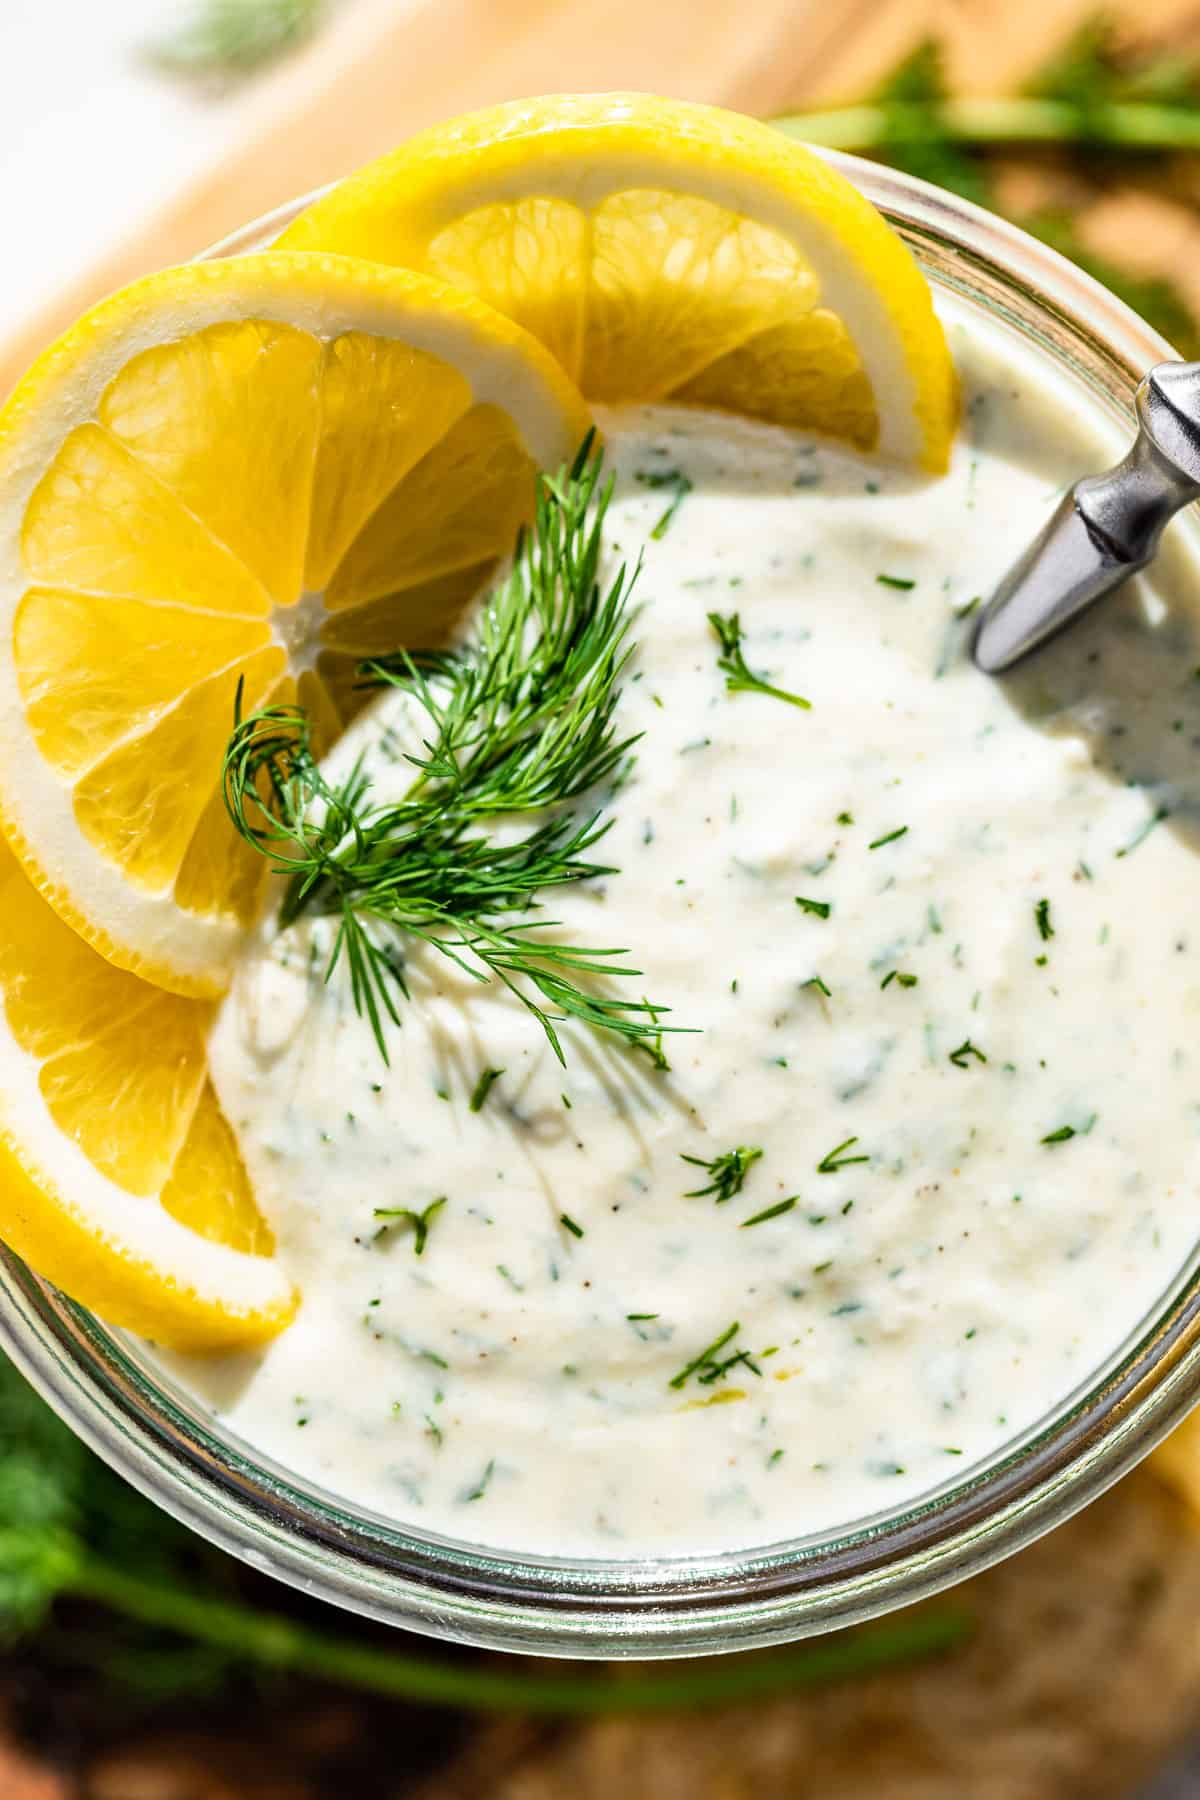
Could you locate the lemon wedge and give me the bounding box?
[279,93,957,470]
[0,252,590,996]
[0,837,292,1348]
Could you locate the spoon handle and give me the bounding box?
[973,361,1200,674]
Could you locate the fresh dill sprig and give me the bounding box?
[680,1144,764,1202]
[373,1196,446,1256]
[147,0,325,78]
[224,440,685,1068]
[708,612,811,710]
[771,31,1200,357]
[948,1038,987,1069]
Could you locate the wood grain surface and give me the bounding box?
[9,0,1200,397]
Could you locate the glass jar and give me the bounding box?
[3,154,1199,1660]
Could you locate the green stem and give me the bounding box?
[70,1553,970,1715]
[773,97,1200,155]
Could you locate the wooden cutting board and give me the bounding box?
[6,0,1200,398]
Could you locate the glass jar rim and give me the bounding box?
[2,150,1197,1660]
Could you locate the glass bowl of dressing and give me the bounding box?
[4,154,1200,1660]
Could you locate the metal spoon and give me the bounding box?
[972,361,1200,673]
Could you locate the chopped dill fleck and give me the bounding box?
[876,574,915,590]
[880,970,918,990]
[803,975,832,997]
[372,1195,446,1256]
[836,811,854,825]
[669,1321,762,1390]
[627,1313,659,1321]
[869,826,909,850]
[741,1196,799,1228]
[469,1066,505,1112]
[680,1145,763,1202]
[1116,805,1170,858]
[1034,898,1054,942]
[795,896,831,919]
[1041,1124,1077,1145]
[560,1213,584,1239]
[463,1458,496,1502]
[816,1136,869,1174]
[708,612,811,710]
[948,1038,987,1069]
[635,468,693,539]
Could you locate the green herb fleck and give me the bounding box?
[669,1322,762,1390]
[1034,899,1054,942]
[795,896,832,919]
[681,1145,764,1203]
[560,1213,585,1239]
[1041,1124,1077,1145]
[741,1196,800,1227]
[1116,805,1170,858]
[463,1458,496,1502]
[948,1038,987,1068]
[869,826,909,850]
[876,574,916,591]
[708,612,811,710]
[373,1196,447,1256]
[817,1136,870,1174]
[636,469,693,539]
[880,970,918,990]
[469,1067,505,1112]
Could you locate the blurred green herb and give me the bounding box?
[773,26,1200,355]
[0,1353,970,1715]
[147,0,326,78]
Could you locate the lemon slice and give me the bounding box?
[0,837,292,1348]
[0,253,590,996]
[279,93,956,470]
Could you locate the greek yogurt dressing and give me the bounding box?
[166,304,1200,1558]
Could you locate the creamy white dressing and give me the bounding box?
[164,307,1200,1557]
